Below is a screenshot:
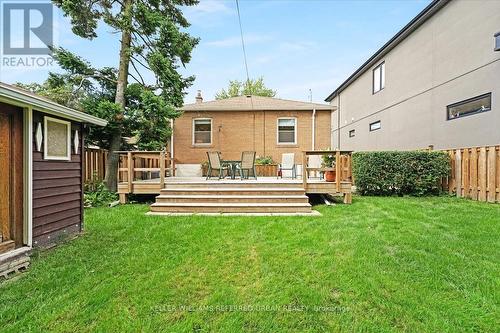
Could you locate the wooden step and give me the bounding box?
[0,241,15,255]
[164,181,302,189]
[155,194,309,204]
[150,202,312,214]
[160,187,306,196]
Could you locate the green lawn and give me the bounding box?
[1,196,499,332]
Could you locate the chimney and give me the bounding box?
[195,90,203,103]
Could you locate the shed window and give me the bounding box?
[447,93,491,120]
[44,116,71,160]
[495,32,500,51]
[277,118,297,144]
[369,120,381,132]
[193,119,212,145]
[372,62,385,94]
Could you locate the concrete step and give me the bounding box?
[150,202,312,214]
[155,194,309,204]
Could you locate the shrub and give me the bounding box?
[255,156,274,165]
[352,151,450,196]
[84,181,118,207]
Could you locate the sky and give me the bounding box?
[0,0,432,104]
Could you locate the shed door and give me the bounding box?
[0,105,23,253]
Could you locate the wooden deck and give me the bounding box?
[117,150,353,214]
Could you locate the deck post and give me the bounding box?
[335,150,341,193]
[302,151,307,190]
[160,150,165,189]
[127,152,133,194]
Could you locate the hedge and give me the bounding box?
[352,151,450,196]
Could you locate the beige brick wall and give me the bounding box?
[173,110,331,165]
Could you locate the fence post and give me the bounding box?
[455,149,461,198]
[478,147,487,201]
[127,152,133,193]
[487,147,496,203]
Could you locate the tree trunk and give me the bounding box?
[104,0,133,191]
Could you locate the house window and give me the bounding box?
[193,118,212,145]
[349,129,355,137]
[495,32,500,51]
[447,93,491,120]
[369,120,381,132]
[277,118,297,144]
[44,116,71,160]
[372,62,385,94]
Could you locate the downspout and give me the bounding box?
[311,108,316,150]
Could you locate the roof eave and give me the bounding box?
[0,84,107,126]
[324,0,449,102]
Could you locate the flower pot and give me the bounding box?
[325,170,336,182]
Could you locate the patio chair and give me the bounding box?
[306,155,323,179]
[278,153,297,179]
[206,151,232,180]
[235,151,257,180]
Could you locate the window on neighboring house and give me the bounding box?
[369,120,381,132]
[193,118,212,145]
[44,116,71,160]
[447,93,491,120]
[495,32,500,51]
[277,118,297,144]
[349,129,355,137]
[372,62,385,94]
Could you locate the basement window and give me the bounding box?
[495,32,500,51]
[369,120,381,132]
[372,62,385,94]
[44,116,71,160]
[349,129,355,137]
[277,118,297,144]
[447,93,491,120]
[193,118,212,145]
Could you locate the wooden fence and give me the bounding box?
[441,145,499,203]
[84,148,108,183]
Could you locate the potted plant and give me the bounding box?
[321,152,336,182]
[255,156,277,177]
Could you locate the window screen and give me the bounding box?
[193,119,212,144]
[278,118,296,144]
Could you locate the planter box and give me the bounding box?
[255,164,278,177]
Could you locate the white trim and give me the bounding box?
[277,117,297,145]
[23,107,33,247]
[43,116,72,161]
[192,118,212,146]
[0,83,107,126]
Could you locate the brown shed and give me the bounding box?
[0,82,106,276]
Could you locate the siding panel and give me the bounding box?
[32,111,83,246]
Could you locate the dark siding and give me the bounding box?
[32,111,83,246]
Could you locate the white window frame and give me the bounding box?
[277,117,297,145]
[192,118,212,146]
[44,116,71,161]
[372,61,385,94]
[369,120,381,132]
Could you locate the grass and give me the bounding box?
[1,196,499,332]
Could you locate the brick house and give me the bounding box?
[171,93,334,176]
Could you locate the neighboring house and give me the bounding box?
[326,0,500,151]
[171,93,334,176]
[0,82,106,274]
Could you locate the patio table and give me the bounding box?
[222,160,241,179]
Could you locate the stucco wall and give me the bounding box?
[331,0,500,151]
[173,110,331,166]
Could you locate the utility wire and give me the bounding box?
[236,0,251,91]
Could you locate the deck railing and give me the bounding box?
[302,150,353,193]
[117,150,175,189]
